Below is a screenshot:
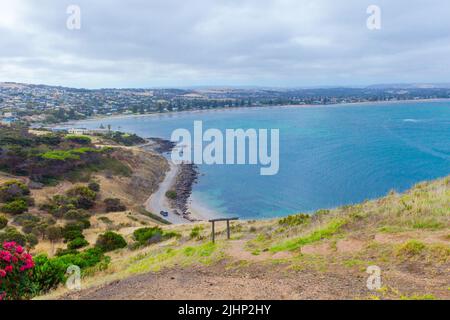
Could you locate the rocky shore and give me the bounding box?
[168,163,199,215]
[141,137,176,154]
[140,136,200,221]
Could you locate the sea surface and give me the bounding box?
[63,101,450,219]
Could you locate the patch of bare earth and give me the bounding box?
[61,262,371,300]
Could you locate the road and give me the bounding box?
[144,160,188,224]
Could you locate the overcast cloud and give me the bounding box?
[0,0,450,88]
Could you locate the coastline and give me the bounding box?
[53,97,450,127]
[53,98,450,224]
[141,138,219,224]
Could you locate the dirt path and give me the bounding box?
[61,263,371,300]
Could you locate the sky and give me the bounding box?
[0,0,450,89]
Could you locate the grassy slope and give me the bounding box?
[43,175,449,300]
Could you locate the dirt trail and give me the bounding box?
[62,263,371,300]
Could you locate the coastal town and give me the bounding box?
[2,81,450,125]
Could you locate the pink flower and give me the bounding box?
[15,245,23,254]
[0,269,6,278]
[4,265,13,273]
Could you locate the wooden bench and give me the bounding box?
[208,217,239,243]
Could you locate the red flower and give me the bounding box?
[0,269,6,278]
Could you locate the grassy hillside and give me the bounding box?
[43,176,449,300]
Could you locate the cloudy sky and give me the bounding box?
[1,0,449,88]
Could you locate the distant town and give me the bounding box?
[1,81,450,126]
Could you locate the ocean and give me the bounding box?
[63,100,450,219]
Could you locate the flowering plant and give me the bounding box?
[0,241,35,300]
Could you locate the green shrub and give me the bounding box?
[63,209,90,221]
[133,226,179,246]
[1,199,28,214]
[278,213,310,226]
[165,190,177,200]
[26,233,39,247]
[0,227,28,246]
[88,181,100,192]
[31,254,68,293]
[31,248,109,294]
[65,135,92,145]
[13,213,40,225]
[396,240,426,258]
[66,186,97,209]
[0,215,8,229]
[95,231,127,252]
[103,198,126,212]
[189,226,204,240]
[55,248,79,257]
[67,237,89,250]
[0,180,30,203]
[46,226,63,243]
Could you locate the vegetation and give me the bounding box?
[67,237,90,250]
[103,198,126,212]
[0,126,130,183]
[87,181,100,192]
[41,185,97,218]
[64,135,92,145]
[189,225,204,240]
[133,227,180,246]
[0,241,36,300]
[101,131,146,146]
[278,213,310,226]
[95,231,127,252]
[1,199,28,215]
[0,180,33,215]
[0,215,7,229]
[165,190,177,200]
[31,248,109,295]
[270,218,347,252]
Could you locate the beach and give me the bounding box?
[142,138,218,224]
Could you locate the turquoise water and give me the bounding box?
[66,101,450,219]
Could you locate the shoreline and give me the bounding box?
[53,97,450,127]
[56,98,450,224]
[141,138,219,224]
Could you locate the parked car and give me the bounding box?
[160,210,169,217]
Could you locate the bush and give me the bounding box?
[95,231,127,252]
[133,227,179,246]
[46,226,63,243]
[31,248,109,295]
[189,226,204,240]
[1,199,28,215]
[88,181,100,192]
[278,213,310,226]
[103,198,126,212]
[0,227,27,246]
[63,209,90,221]
[30,254,67,293]
[66,186,97,209]
[68,237,89,250]
[0,180,30,203]
[165,190,177,200]
[65,135,92,145]
[0,215,8,230]
[396,240,426,258]
[0,241,36,300]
